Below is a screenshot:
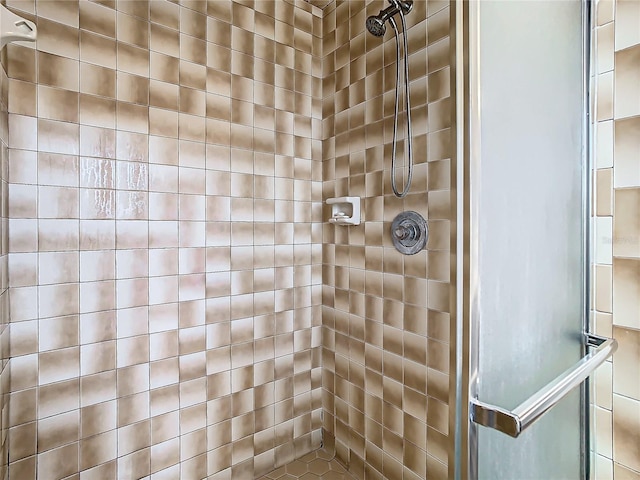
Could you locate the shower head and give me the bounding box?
[366,0,413,37]
[366,15,387,37]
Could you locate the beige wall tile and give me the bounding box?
[37,443,79,480]
[596,216,614,265]
[613,394,640,472]
[614,188,640,258]
[599,71,615,121]
[615,0,640,51]
[613,258,640,329]
[597,120,614,169]
[596,406,614,459]
[597,0,615,26]
[614,45,640,119]
[614,462,640,480]
[598,22,616,74]
[613,326,640,400]
[597,168,614,216]
[614,118,640,188]
[596,264,614,313]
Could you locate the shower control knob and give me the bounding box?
[391,211,428,255]
[394,224,417,241]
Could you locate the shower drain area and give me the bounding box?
[259,449,355,480]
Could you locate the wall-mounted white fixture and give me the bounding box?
[326,196,361,225]
[0,5,37,49]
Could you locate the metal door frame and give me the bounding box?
[452,1,594,478]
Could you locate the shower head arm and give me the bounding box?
[389,0,413,15]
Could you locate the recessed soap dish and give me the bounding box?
[326,196,361,225]
[0,5,37,49]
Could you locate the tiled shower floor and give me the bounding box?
[260,449,355,480]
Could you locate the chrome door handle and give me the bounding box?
[470,334,617,438]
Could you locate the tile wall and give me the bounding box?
[593,0,640,478]
[5,0,324,478]
[320,1,452,479]
[0,44,11,480]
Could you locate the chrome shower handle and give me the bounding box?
[394,225,417,240]
[470,333,617,438]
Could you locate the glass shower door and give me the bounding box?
[461,1,616,479]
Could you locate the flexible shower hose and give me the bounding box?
[389,6,413,198]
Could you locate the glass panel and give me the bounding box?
[472,1,586,478]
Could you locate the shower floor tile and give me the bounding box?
[260,449,355,480]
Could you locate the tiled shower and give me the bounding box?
[1,0,451,479]
[0,0,637,480]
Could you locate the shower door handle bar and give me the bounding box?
[470,334,617,438]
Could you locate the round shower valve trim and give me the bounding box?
[391,211,428,255]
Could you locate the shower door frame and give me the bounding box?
[452,1,594,479]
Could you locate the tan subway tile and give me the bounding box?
[37,442,79,480]
[38,152,80,187]
[150,383,179,417]
[596,264,613,313]
[8,455,36,480]
[614,45,640,119]
[38,118,80,155]
[614,188,640,258]
[596,168,614,216]
[613,326,640,400]
[8,44,37,83]
[614,117,640,188]
[613,394,640,472]
[77,460,117,480]
[150,22,179,57]
[36,0,78,27]
[8,422,36,462]
[80,369,116,408]
[80,30,117,69]
[37,17,80,60]
[37,410,79,453]
[597,22,615,74]
[150,437,180,473]
[116,0,149,20]
[117,446,150,480]
[613,258,640,329]
[81,400,116,439]
[39,314,79,351]
[616,0,640,51]
[80,0,116,37]
[151,410,179,445]
[8,79,37,117]
[118,419,150,456]
[9,387,37,426]
[38,185,79,219]
[150,51,180,84]
[79,429,117,471]
[117,11,148,49]
[150,0,179,30]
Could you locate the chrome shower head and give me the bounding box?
[366,15,387,37]
[366,0,413,37]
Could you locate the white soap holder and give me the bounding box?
[0,5,37,49]
[326,196,361,225]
